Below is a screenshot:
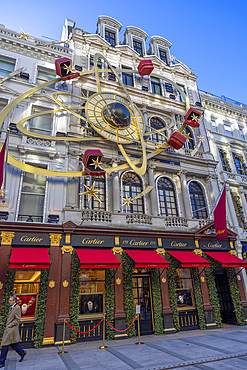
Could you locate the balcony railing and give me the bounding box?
[162,216,188,227]
[81,210,112,223]
[18,215,43,222]
[126,213,152,225]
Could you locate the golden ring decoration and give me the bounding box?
[0,53,190,177]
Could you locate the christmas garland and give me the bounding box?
[70,250,80,343]
[0,249,15,345]
[218,149,232,172]
[231,192,247,230]
[191,268,206,329]
[34,268,49,348]
[166,253,180,332]
[150,269,164,335]
[123,252,136,337]
[232,152,247,175]
[227,268,245,325]
[105,269,115,340]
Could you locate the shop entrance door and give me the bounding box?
[214,270,237,325]
[133,274,154,335]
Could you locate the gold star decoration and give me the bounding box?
[197,135,204,142]
[17,28,34,41]
[123,196,133,206]
[183,133,192,141]
[91,157,102,169]
[62,64,74,74]
[79,181,101,202]
[191,113,200,122]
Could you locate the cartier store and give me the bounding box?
[0,221,247,348]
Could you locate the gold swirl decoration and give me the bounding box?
[0,54,190,177]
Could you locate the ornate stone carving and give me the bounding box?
[63,280,69,288]
[0,281,3,290]
[156,248,165,256]
[1,232,15,246]
[49,233,62,247]
[200,276,205,283]
[115,236,120,246]
[112,247,123,255]
[116,278,121,285]
[193,249,203,256]
[229,250,237,256]
[61,246,73,255]
[161,278,166,284]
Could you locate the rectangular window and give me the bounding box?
[232,152,247,175]
[105,29,116,47]
[151,77,162,95]
[177,84,186,102]
[0,57,15,78]
[239,128,245,140]
[108,65,116,81]
[18,164,47,222]
[122,65,134,87]
[37,67,56,89]
[13,270,40,318]
[133,39,143,57]
[159,49,168,65]
[79,270,105,315]
[218,149,231,172]
[174,269,195,310]
[29,106,52,135]
[80,176,106,211]
[211,119,218,132]
[90,55,103,77]
[224,123,233,137]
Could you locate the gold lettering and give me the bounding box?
[208,242,222,248]
[171,241,187,247]
[129,240,149,246]
[216,229,225,235]
[20,236,43,242]
[81,238,104,245]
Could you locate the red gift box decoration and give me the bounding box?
[137,60,154,76]
[167,132,186,150]
[82,149,105,176]
[55,58,80,81]
[184,108,201,128]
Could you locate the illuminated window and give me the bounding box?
[122,172,144,214]
[79,270,105,315]
[13,271,41,318]
[174,269,195,309]
[189,181,208,219]
[157,177,178,216]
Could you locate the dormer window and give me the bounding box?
[159,49,168,65]
[133,39,143,57]
[105,29,116,47]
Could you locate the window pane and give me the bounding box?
[189,181,208,219]
[37,68,56,88]
[105,29,116,46]
[0,58,15,78]
[30,107,52,135]
[122,172,144,213]
[79,270,105,315]
[157,177,178,216]
[133,40,143,56]
[174,269,195,309]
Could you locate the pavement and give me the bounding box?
[4,325,247,369]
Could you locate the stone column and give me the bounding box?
[205,175,220,213]
[159,269,176,334]
[179,170,192,218]
[113,251,126,335]
[226,185,239,229]
[147,163,158,216]
[112,159,120,213]
[234,267,247,319]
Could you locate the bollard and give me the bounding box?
[58,319,68,354]
[99,313,108,349]
[135,314,143,345]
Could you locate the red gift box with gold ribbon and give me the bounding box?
[82,149,105,176]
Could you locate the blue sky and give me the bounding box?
[1,1,247,104]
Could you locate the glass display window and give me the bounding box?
[79,270,105,315]
[174,268,195,310]
[13,271,41,318]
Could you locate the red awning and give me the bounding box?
[75,249,120,269]
[204,251,247,267]
[9,248,50,269]
[125,250,169,268]
[167,251,210,267]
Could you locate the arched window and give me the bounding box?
[189,181,208,219]
[149,117,167,143]
[184,126,195,150]
[157,177,178,216]
[80,176,106,210]
[122,172,144,213]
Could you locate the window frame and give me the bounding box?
[105,28,116,47]
[188,180,208,220]
[133,38,144,57]
[151,77,162,95]
[121,171,145,214]
[121,65,134,87]
[79,175,107,211]
[156,176,179,217]
[0,55,16,78]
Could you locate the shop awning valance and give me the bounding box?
[167,251,210,267]
[75,249,120,269]
[204,251,247,267]
[9,248,50,269]
[125,250,169,268]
